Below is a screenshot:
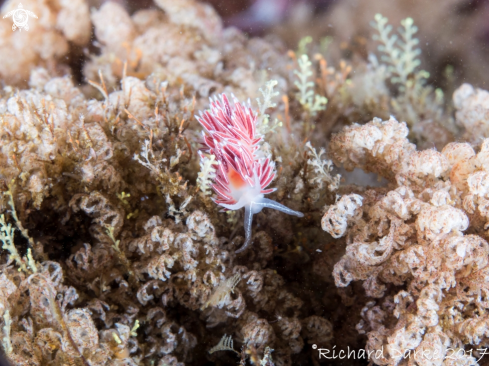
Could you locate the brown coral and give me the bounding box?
[321,116,489,365]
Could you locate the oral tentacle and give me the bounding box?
[219,201,245,211]
[253,198,305,217]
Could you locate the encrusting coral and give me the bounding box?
[1,0,489,365]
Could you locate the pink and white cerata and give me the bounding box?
[197,94,303,253]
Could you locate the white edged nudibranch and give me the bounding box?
[197,94,303,253]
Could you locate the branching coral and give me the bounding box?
[305,141,340,201]
[294,54,328,118]
[328,14,454,150]
[320,116,489,365]
[197,154,217,196]
[0,0,90,86]
[0,61,332,365]
[371,15,421,87]
[256,80,283,136]
[453,83,489,145]
[3,2,489,366]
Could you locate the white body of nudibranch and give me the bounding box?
[197,94,303,252]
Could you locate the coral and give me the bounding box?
[255,80,283,136]
[321,194,363,239]
[322,0,489,90]
[370,15,421,87]
[305,141,340,202]
[208,334,237,355]
[294,54,328,118]
[0,0,90,86]
[367,15,453,149]
[3,1,489,366]
[83,0,288,105]
[320,116,489,365]
[0,59,329,366]
[283,12,454,150]
[197,154,217,196]
[453,83,489,145]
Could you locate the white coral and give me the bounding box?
[453,83,489,144]
[322,194,363,238]
[323,116,489,366]
[305,141,340,194]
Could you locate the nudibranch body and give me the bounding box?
[197,94,303,253]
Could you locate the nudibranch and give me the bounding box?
[197,94,303,253]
